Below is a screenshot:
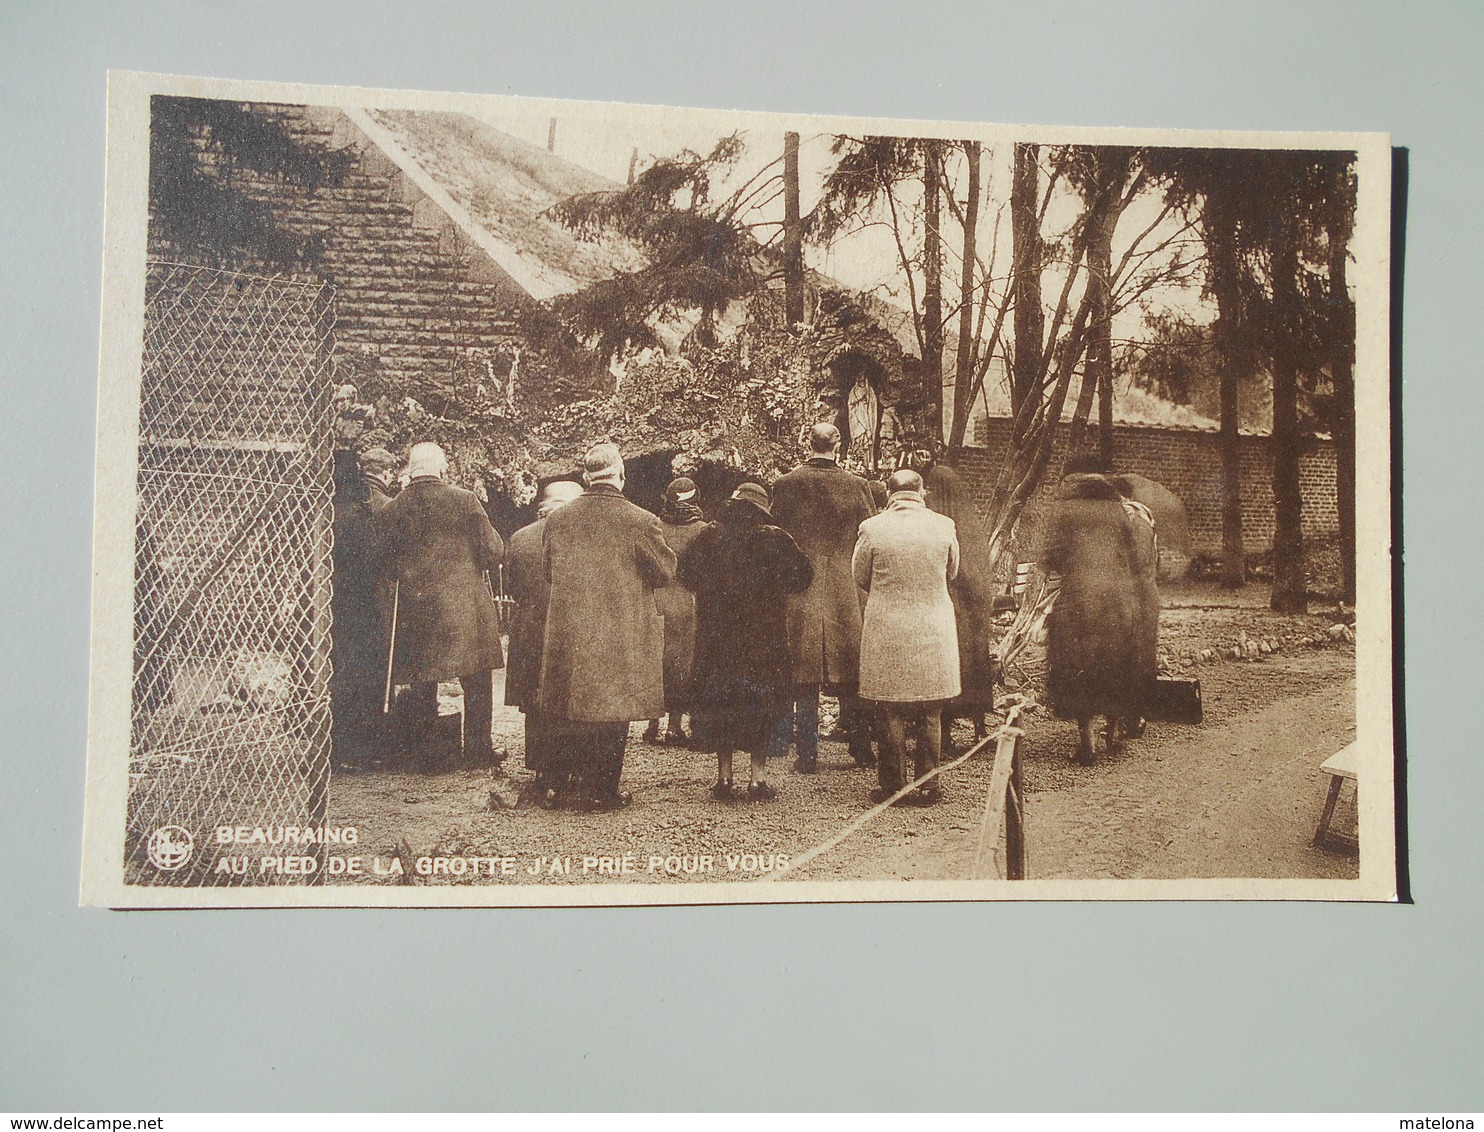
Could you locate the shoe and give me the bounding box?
[746,780,777,802]
[869,786,906,806]
[710,780,734,802]
[462,742,495,771]
[916,784,943,805]
[642,720,661,743]
[850,747,877,768]
[792,756,818,774]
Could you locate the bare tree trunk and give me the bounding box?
[1329,171,1357,606]
[782,131,805,329]
[1065,157,1125,463]
[1219,368,1244,588]
[986,299,1094,570]
[1333,363,1357,607]
[1010,144,1044,419]
[950,139,981,449]
[1204,196,1247,589]
[1086,194,1119,468]
[1270,214,1308,614]
[1067,362,1098,456]
[922,139,944,441]
[1094,218,1116,471]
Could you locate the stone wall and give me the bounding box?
[148,102,531,401]
[956,417,1339,559]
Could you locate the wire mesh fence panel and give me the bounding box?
[128,262,336,886]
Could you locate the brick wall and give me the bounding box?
[149,103,531,396]
[956,417,1339,559]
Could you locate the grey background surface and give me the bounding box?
[0,0,1476,1111]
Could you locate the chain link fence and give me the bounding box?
[127,262,337,886]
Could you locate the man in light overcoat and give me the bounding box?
[853,468,961,804]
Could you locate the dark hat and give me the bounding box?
[729,481,771,515]
[664,476,699,503]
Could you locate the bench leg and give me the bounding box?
[1313,774,1344,848]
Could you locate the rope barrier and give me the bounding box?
[761,704,1025,883]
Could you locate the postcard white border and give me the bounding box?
[81,70,1396,907]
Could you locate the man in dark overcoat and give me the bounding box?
[678,481,813,801]
[329,446,398,769]
[539,443,677,808]
[1042,468,1160,765]
[503,479,583,800]
[377,442,505,772]
[921,454,999,744]
[771,422,878,771]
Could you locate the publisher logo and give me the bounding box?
[146,825,194,871]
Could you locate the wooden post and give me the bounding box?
[547,118,557,153]
[1006,739,1025,879]
[973,705,1026,879]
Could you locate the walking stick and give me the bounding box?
[383,580,400,715]
[485,568,506,630]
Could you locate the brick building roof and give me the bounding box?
[349,107,645,301]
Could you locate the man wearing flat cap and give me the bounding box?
[376,442,505,772]
[329,445,399,769]
[538,442,677,808]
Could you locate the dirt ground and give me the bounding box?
[325,578,1358,890]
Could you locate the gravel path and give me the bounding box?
[325,582,1359,891]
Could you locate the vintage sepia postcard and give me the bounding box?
[81,71,1396,906]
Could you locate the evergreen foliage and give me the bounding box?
[149,97,352,269]
[545,134,775,357]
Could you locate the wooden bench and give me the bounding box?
[1313,741,1359,853]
